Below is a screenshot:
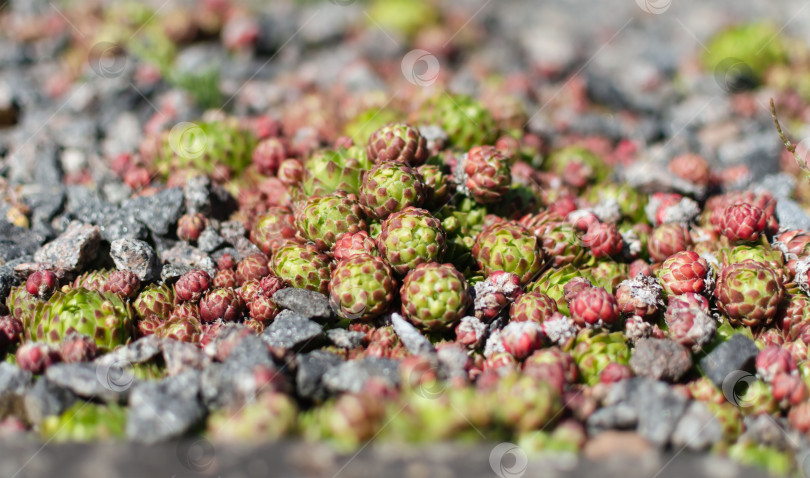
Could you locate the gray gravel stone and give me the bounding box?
[272,288,333,322]
[671,401,723,451]
[630,338,692,382]
[126,370,205,444]
[591,378,689,446]
[322,357,400,394]
[326,329,365,349]
[95,335,163,366]
[23,377,78,425]
[197,227,225,253]
[160,339,211,376]
[391,313,435,357]
[0,362,32,419]
[699,334,760,388]
[436,343,470,380]
[775,197,810,231]
[110,238,161,282]
[200,336,280,410]
[33,221,100,272]
[45,362,136,403]
[160,243,216,277]
[296,350,343,402]
[121,187,185,237]
[97,210,148,242]
[261,310,325,351]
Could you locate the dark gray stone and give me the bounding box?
[183,175,235,218]
[272,288,333,322]
[160,339,211,376]
[296,350,343,402]
[591,378,689,446]
[95,335,162,366]
[630,338,692,382]
[22,186,65,224]
[110,238,161,282]
[326,329,365,349]
[0,269,17,306]
[391,313,435,357]
[0,362,32,418]
[98,210,148,242]
[33,221,101,272]
[200,336,282,410]
[261,310,325,351]
[322,357,400,394]
[197,227,225,253]
[160,263,195,283]
[126,370,205,444]
[775,197,810,231]
[160,243,216,277]
[23,377,78,425]
[45,362,136,403]
[699,334,760,388]
[218,220,248,245]
[122,187,185,237]
[671,401,723,451]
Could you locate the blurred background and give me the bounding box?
[2,1,810,477]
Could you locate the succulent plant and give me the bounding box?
[546,146,609,189]
[175,269,211,303]
[250,207,298,256]
[509,290,558,323]
[73,269,112,292]
[26,270,58,300]
[199,288,244,323]
[400,262,472,330]
[500,321,545,360]
[419,94,498,150]
[658,250,711,296]
[570,329,630,386]
[378,207,446,275]
[333,231,378,261]
[235,252,271,285]
[359,161,425,219]
[531,265,594,315]
[301,148,367,197]
[570,287,620,329]
[103,270,141,299]
[366,123,428,166]
[271,242,333,294]
[647,223,691,263]
[581,222,623,259]
[41,402,126,442]
[417,164,452,208]
[329,254,397,321]
[296,193,368,250]
[720,203,767,243]
[472,222,545,285]
[16,342,62,374]
[207,392,298,441]
[134,283,174,322]
[715,260,784,327]
[177,212,207,242]
[28,288,135,351]
[456,146,512,204]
